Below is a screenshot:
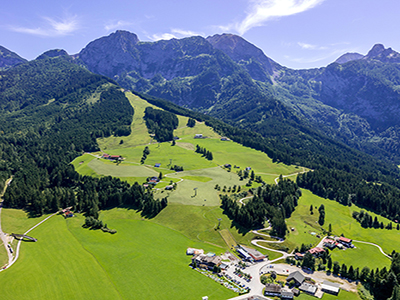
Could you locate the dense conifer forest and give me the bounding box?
[0,56,166,218]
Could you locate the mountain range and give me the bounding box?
[2,30,400,164]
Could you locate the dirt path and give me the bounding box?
[274,168,309,185]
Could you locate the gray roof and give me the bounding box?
[265,283,281,293]
[322,280,340,288]
[299,282,317,294]
[287,271,305,284]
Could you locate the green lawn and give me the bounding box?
[297,289,361,300]
[0,211,236,300]
[284,189,393,269]
[0,215,122,300]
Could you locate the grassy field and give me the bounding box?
[297,289,361,300]
[283,189,393,269]
[0,215,123,300]
[0,211,236,300]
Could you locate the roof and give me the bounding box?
[295,252,304,257]
[110,155,121,158]
[237,248,252,260]
[240,245,266,260]
[281,288,294,298]
[321,281,340,293]
[324,238,335,244]
[265,283,281,293]
[338,236,352,243]
[154,163,161,167]
[322,280,340,288]
[287,271,305,284]
[308,247,325,255]
[299,282,317,294]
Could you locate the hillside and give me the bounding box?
[0,45,26,70]
[75,31,400,164]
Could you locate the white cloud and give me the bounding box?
[234,0,326,35]
[104,21,132,32]
[298,42,327,50]
[11,15,79,37]
[150,28,204,41]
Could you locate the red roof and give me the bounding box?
[324,239,335,244]
[110,155,121,158]
[295,253,304,257]
[103,154,110,157]
[308,247,325,254]
[339,237,352,243]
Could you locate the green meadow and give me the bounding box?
[283,189,394,269]
[0,212,235,300]
[0,92,383,300]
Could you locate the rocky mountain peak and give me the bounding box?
[206,33,279,80]
[364,43,400,63]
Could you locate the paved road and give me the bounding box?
[0,177,14,267]
[353,240,392,259]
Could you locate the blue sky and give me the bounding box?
[1,0,399,69]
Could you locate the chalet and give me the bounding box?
[220,137,230,141]
[294,253,304,260]
[192,253,221,270]
[245,167,251,171]
[238,245,266,261]
[286,271,305,287]
[154,163,161,167]
[323,238,338,249]
[102,154,123,161]
[321,280,340,295]
[194,134,203,139]
[224,164,232,168]
[165,185,173,190]
[308,247,325,257]
[264,283,281,297]
[299,282,317,295]
[64,211,73,218]
[281,288,294,299]
[337,236,353,247]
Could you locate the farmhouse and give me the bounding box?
[299,282,317,295]
[337,236,353,247]
[237,245,266,261]
[165,185,173,190]
[308,247,325,257]
[321,280,340,295]
[154,163,161,167]
[194,134,203,139]
[220,137,230,141]
[264,283,281,297]
[323,238,337,249]
[286,271,305,287]
[294,253,304,260]
[192,253,221,270]
[102,153,123,161]
[281,288,294,299]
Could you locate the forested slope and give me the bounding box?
[0,55,165,218]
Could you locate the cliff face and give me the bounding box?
[0,46,27,69]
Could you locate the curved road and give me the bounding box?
[353,240,392,259]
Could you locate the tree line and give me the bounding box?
[143,107,178,142]
[220,178,301,237]
[195,144,213,160]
